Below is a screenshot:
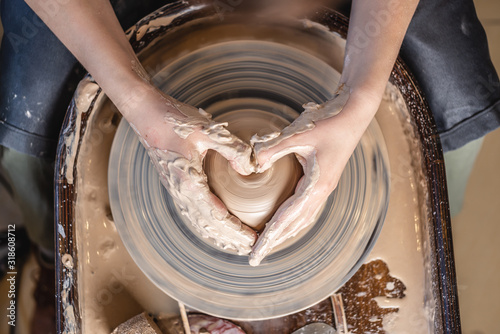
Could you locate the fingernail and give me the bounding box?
[249,255,261,267]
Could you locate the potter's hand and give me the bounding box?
[129,89,257,255]
[249,85,377,266]
[247,0,420,265]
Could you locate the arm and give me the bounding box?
[26,0,258,254]
[25,0,150,121]
[250,0,419,265]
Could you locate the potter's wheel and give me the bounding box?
[108,40,390,320]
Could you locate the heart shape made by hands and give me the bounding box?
[203,110,303,232]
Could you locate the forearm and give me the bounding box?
[341,0,419,105]
[24,0,168,123]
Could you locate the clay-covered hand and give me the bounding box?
[249,85,370,265]
[129,90,257,255]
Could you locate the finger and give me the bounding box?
[212,140,255,176]
[254,134,314,174]
[274,199,324,245]
[199,123,256,176]
[249,178,323,266]
[252,109,317,172]
[254,138,293,172]
[249,151,322,266]
[166,108,256,175]
[148,148,257,255]
[253,85,350,171]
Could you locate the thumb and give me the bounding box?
[211,140,256,176]
[200,127,256,175]
[254,134,306,172]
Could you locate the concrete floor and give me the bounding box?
[0,1,500,333]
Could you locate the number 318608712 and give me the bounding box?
[7,224,15,271]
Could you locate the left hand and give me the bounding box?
[249,86,378,266]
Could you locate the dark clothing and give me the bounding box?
[0,0,166,159]
[401,0,500,151]
[1,0,499,156]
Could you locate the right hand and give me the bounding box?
[122,87,258,255]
